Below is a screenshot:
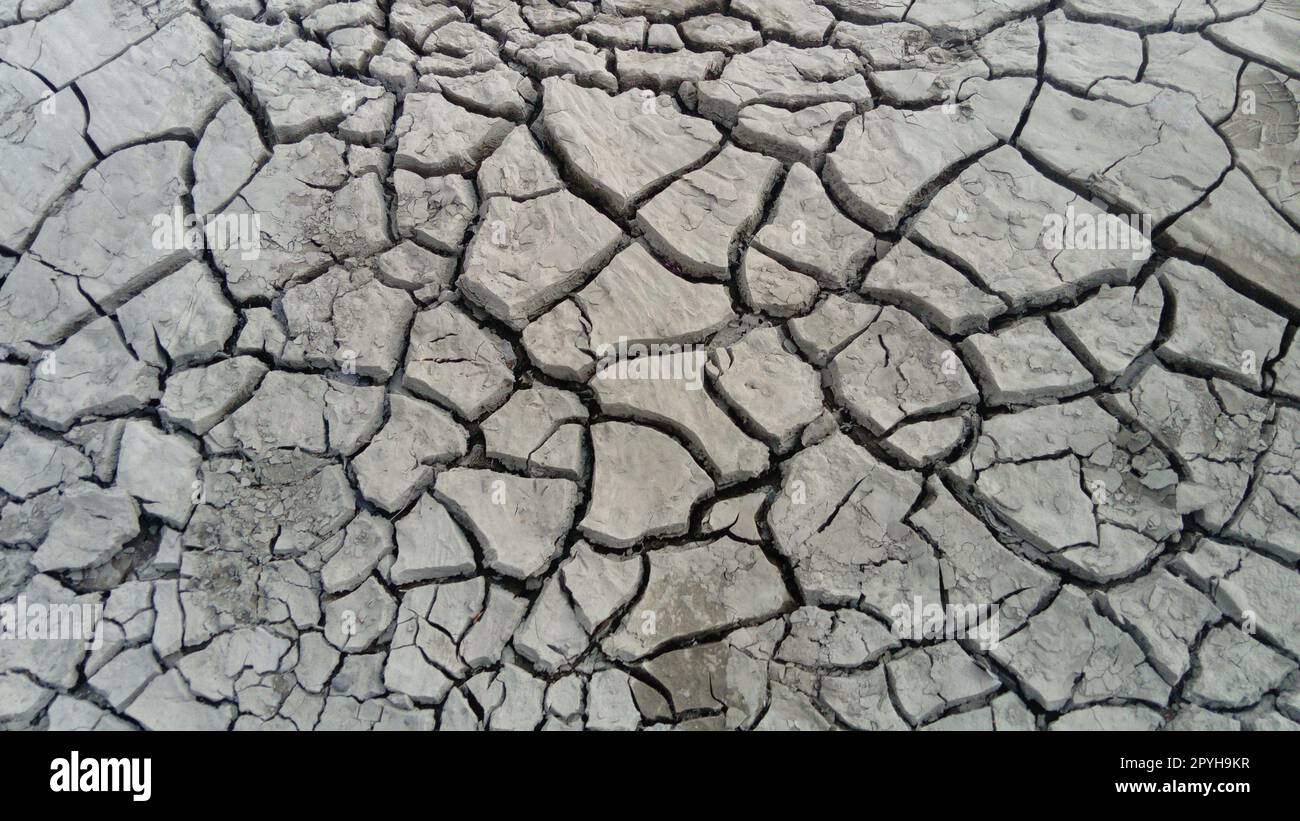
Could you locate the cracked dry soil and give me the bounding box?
[0,0,1298,732]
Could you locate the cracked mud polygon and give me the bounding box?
[0,0,1298,733]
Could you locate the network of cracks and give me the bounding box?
[0,0,1299,731]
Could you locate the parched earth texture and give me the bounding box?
[1,0,1299,732]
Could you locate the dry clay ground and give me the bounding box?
[0,0,1299,732]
